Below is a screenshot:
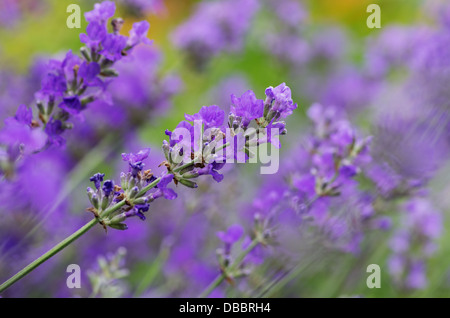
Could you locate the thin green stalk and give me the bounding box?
[258,253,323,298]
[215,141,230,153]
[199,238,259,298]
[0,219,97,294]
[136,177,161,198]
[0,200,127,294]
[1,137,235,294]
[173,161,195,173]
[133,245,170,297]
[199,275,226,299]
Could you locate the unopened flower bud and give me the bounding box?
[181,171,200,179]
[129,186,139,199]
[80,47,91,61]
[108,223,128,231]
[178,178,198,188]
[90,193,100,210]
[111,18,124,34]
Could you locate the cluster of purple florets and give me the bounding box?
[0,1,150,172]
[88,83,297,229]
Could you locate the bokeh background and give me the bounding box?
[1,0,450,298]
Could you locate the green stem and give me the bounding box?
[172,161,195,173]
[0,219,97,294]
[199,275,226,299]
[136,177,161,198]
[215,141,230,153]
[0,200,127,294]
[199,238,259,298]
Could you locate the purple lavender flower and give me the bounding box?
[165,121,194,148]
[0,70,37,124]
[90,173,105,189]
[121,148,151,166]
[406,261,427,290]
[39,61,67,97]
[185,105,225,130]
[171,0,259,68]
[85,1,116,24]
[80,21,108,50]
[230,90,264,127]
[44,118,65,147]
[59,96,83,116]
[78,61,102,86]
[197,162,225,183]
[61,51,82,83]
[268,0,307,28]
[82,84,296,236]
[65,45,181,157]
[107,45,181,109]
[0,0,21,28]
[217,224,244,245]
[127,203,150,221]
[388,197,442,290]
[152,174,178,200]
[404,198,442,239]
[364,25,428,78]
[14,104,33,125]
[127,21,152,48]
[217,224,244,255]
[122,148,150,177]
[265,83,298,119]
[100,34,128,62]
[320,68,379,112]
[0,1,154,174]
[102,180,115,197]
[248,101,373,258]
[0,106,46,155]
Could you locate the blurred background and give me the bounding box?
[2,0,450,298]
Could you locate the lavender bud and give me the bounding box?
[108,223,128,231]
[120,172,128,190]
[100,69,119,77]
[36,102,45,115]
[228,113,235,128]
[80,47,91,61]
[129,177,137,189]
[87,187,95,201]
[129,186,139,199]
[181,171,200,179]
[90,193,100,210]
[133,197,149,205]
[263,100,271,118]
[101,195,110,210]
[111,18,124,34]
[162,140,170,161]
[232,119,240,130]
[109,212,127,225]
[178,178,198,188]
[81,96,95,105]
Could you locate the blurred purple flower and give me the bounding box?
[230,90,264,127]
[265,83,298,118]
[127,21,152,47]
[185,105,225,130]
[85,1,116,24]
[217,224,244,245]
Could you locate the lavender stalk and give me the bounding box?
[0,82,297,293]
[199,238,260,298]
